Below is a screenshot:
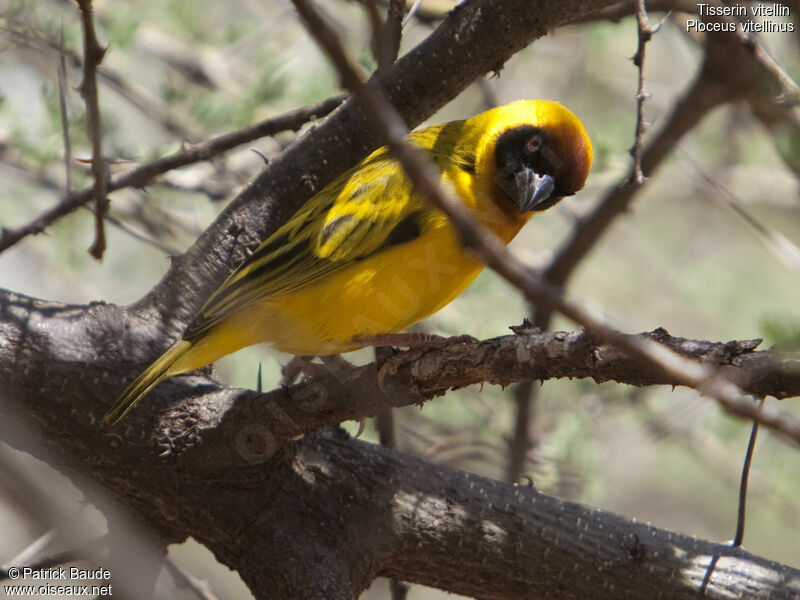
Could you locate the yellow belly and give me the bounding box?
[255,222,485,354]
[171,209,527,371]
[173,226,478,369]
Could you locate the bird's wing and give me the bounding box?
[183,150,430,341]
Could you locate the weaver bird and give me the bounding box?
[104,99,592,424]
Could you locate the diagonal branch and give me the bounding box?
[288,0,800,446]
[0,96,344,254]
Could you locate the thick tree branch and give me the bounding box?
[80,325,791,481]
[3,1,798,598]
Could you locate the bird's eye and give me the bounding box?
[526,134,543,153]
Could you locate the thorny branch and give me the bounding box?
[198,328,800,456]
[74,0,109,260]
[630,0,658,184]
[289,0,800,445]
[4,1,800,596]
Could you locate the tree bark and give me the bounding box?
[2,1,800,598]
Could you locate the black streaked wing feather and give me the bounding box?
[183,152,430,342]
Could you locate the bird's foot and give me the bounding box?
[353,332,478,350]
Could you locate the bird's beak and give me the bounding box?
[515,168,556,213]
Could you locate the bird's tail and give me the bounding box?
[103,339,192,425]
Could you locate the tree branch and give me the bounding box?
[75,0,109,260]
[0,96,344,254]
[3,1,798,598]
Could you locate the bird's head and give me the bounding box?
[480,100,592,215]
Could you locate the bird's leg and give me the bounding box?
[353,332,479,389]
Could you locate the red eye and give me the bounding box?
[526,135,542,153]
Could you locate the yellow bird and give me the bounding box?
[104,99,593,424]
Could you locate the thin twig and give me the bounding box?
[1,537,109,582]
[509,0,660,484]
[680,149,800,277]
[508,378,538,483]
[75,0,109,260]
[708,0,800,107]
[6,23,204,140]
[375,348,405,597]
[375,346,398,448]
[403,0,425,26]
[80,205,181,255]
[586,1,800,108]
[364,0,403,73]
[163,556,221,600]
[389,579,411,600]
[57,24,73,195]
[5,529,58,569]
[0,153,182,254]
[288,0,800,446]
[630,0,656,185]
[733,397,765,547]
[364,0,386,70]
[381,0,406,71]
[0,96,344,253]
[477,77,500,110]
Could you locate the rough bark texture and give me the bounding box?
[2,1,800,598]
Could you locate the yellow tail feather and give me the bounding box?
[103,340,192,425]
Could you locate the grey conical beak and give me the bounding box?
[516,169,556,213]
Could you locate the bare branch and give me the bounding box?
[629,0,658,184]
[365,0,404,73]
[0,96,344,253]
[713,1,800,106]
[682,150,800,277]
[583,1,800,106]
[163,557,221,600]
[1,153,183,254]
[381,0,405,69]
[403,0,426,25]
[56,25,73,195]
[74,0,109,260]
[733,398,765,547]
[364,0,386,70]
[508,378,537,483]
[146,329,800,462]
[6,1,798,596]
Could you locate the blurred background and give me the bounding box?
[1,0,799,597]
